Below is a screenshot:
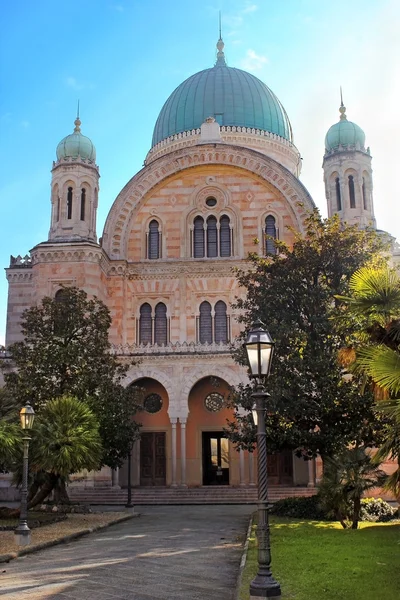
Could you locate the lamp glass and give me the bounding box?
[19,404,35,430]
[245,325,275,378]
[252,407,258,426]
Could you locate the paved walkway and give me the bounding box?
[0,505,253,600]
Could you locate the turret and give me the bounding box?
[49,114,99,242]
[323,95,375,229]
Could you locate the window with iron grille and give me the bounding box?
[207,216,218,257]
[214,301,228,343]
[199,301,213,343]
[265,215,277,255]
[139,303,152,344]
[193,216,205,258]
[219,215,231,257]
[154,302,167,345]
[148,220,161,259]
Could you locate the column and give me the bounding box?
[239,448,246,486]
[307,458,316,488]
[111,467,120,489]
[248,451,256,486]
[171,418,177,487]
[180,418,187,487]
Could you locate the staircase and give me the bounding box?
[69,486,316,505]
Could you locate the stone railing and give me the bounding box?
[9,254,32,268]
[110,340,239,356]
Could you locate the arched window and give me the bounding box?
[335,177,342,211]
[207,216,218,258]
[80,188,86,221]
[193,216,205,258]
[154,303,167,345]
[362,177,367,210]
[348,175,356,208]
[54,288,70,335]
[265,215,277,255]
[148,220,160,259]
[139,303,152,345]
[214,301,228,343]
[56,196,60,222]
[67,187,73,220]
[220,215,231,257]
[199,301,213,344]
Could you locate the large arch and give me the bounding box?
[102,143,315,260]
[124,366,178,416]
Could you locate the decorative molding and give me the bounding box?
[6,271,33,283]
[103,143,315,260]
[110,340,239,357]
[9,254,32,268]
[30,245,104,265]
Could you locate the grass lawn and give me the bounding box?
[240,517,400,600]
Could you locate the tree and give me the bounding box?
[318,446,386,529]
[337,266,400,494]
[228,211,388,460]
[2,287,142,471]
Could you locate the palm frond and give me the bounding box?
[357,346,400,395]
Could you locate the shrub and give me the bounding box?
[360,497,398,522]
[270,495,329,520]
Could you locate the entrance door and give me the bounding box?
[140,432,166,486]
[267,450,293,485]
[202,432,229,485]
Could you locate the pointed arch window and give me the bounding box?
[362,177,367,210]
[154,303,167,345]
[148,219,161,259]
[220,215,231,257]
[348,175,356,208]
[193,216,205,258]
[335,177,342,211]
[199,301,213,344]
[207,216,218,258]
[214,301,228,343]
[80,188,86,221]
[67,187,73,220]
[56,196,61,221]
[139,303,152,345]
[265,215,278,255]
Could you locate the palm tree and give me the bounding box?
[0,420,21,471]
[337,265,400,494]
[318,446,387,529]
[15,395,103,508]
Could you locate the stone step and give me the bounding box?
[69,486,316,505]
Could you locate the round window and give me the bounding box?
[144,393,163,414]
[204,392,224,413]
[206,197,217,207]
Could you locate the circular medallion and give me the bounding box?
[144,393,163,414]
[204,392,224,412]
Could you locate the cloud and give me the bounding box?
[240,49,268,71]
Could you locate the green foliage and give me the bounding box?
[360,497,398,522]
[0,420,21,471]
[318,446,387,529]
[1,287,142,469]
[270,494,329,520]
[228,211,387,457]
[29,396,102,477]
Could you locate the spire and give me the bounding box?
[215,12,226,67]
[74,101,81,133]
[339,87,347,121]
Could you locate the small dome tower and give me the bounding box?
[323,94,375,229]
[49,113,99,243]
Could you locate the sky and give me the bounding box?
[1,0,399,345]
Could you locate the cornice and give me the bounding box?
[102,143,315,260]
[5,270,33,283]
[107,258,245,278]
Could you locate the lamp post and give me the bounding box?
[244,321,281,599]
[15,402,35,546]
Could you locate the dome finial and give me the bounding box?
[339,86,347,121]
[74,100,81,133]
[215,12,226,67]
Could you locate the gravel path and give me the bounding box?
[0,505,253,600]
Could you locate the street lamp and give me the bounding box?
[244,321,281,599]
[14,402,35,546]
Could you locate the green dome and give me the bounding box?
[152,40,292,147]
[56,117,96,161]
[325,104,365,151]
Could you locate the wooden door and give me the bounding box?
[140,432,166,486]
[267,450,293,485]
